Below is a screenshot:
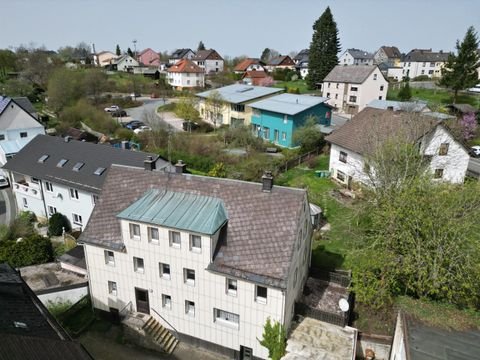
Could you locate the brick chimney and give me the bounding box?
[175,160,187,174]
[144,156,156,171]
[262,171,274,192]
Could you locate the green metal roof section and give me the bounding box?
[117,189,228,235]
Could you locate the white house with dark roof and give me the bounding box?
[400,49,450,79]
[79,166,312,359]
[191,49,224,74]
[339,49,374,66]
[169,48,196,64]
[2,135,171,229]
[196,84,283,127]
[0,96,45,166]
[322,65,388,114]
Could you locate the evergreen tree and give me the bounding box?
[197,41,206,51]
[397,81,412,101]
[307,7,341,89]
[127,47,133,57]
[440,26,480,103]
[260,48,271,63]
[115,44,121,56]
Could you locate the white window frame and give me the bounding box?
[185,300,195,317]
[214,308,240,329]
[47,206,57,216]
[44,181,53,192]
[189,234,201,253]
[133,257,144,274]
[105,250,115,266]
[184,268,195,286]
[108,281,117,296]
[255,285,267,304]
[169,231,181,248]
[159,263,171,279]
[162,294,172,309]
[69,188,79,200]
[149,227,159,243]
[226,278,237,296]
[22,198,28,208]
[72,213,83,226]
[129,223,141,240]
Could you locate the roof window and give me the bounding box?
[72,162,85,172]
[37,155,49,163]
[94,167,106,176]
[57,159,68,168]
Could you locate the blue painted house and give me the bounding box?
[249,94,332,148]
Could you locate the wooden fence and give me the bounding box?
[276,147,321,173]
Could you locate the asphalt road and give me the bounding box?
[0,187,16,225]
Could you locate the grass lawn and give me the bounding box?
[157,102,177,112]
[388,87,480,108]
[273,80,317,95]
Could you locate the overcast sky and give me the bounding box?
[2,0,479,57]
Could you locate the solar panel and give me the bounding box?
[94,167,106,176]
[72,162,85,172]
[57,159,68,168]
[37,154,49,163]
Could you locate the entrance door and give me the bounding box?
[240,346,253,360]
[135,287,150,314]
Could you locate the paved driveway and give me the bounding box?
[0,187,16,225]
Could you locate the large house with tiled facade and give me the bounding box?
[79,164,312,360]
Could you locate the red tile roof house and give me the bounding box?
[233,58,266,74]
[137,48,160,67]
[242,71,273,86]
[167,59,205,89]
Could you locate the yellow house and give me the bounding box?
[196,84,283,127]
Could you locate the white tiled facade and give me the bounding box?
[85,197,312,359]
[401,60,445,79]
[322,67,388,114]
[193,59,224,74]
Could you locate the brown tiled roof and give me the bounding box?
[167,59,204,73]
[323,65,379,84]
[192,49,223,61]
[234,58,263,72]
[381,46,401,59]
[243,71,268,79]
[80,166,307,288]
[268,55,295,66]
[325,107,439,155]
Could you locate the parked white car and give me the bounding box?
[104,105,120,112]
[133,125,152,134]
[467,84,480,93]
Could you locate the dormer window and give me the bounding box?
[57,159,68,168]
[73,162,85,172]
[94,167,106,176]
[38,155,49,163]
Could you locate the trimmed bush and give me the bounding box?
[48,213,71,236]
[0,235,54,267]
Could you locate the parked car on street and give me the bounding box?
[104,105,120,112]
[130,93,141,99]
[133,125,152,134]
[110,110,127,117]
[182,121,200,132]
[124,120,145,130]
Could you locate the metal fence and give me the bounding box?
[309,267,352,288]
[295,302,349,328]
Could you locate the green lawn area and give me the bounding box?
[388,86,480,108]
[273,80,317,95]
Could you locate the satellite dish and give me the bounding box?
[338,298,350,312]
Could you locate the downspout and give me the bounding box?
[38,180,49,220]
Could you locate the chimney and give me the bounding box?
[144,156,156,171]
[64,136,72,143]
[262,171,274,192]
[175,160,187,174]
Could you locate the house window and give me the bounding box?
[380,85,384,91]
[20,132,27,138]
[159,263,171,279]
[428,70,434,75]
[373,74,378,80]
[282,132,287,141]
[255,285,267,304]
[422,62,426,67]
[47,206,57,216]
[434,169,444,179]
[184,268,195,286]
[350,86,358,91]
[185,300,195,317]
[214,308,240,328]
[22,198,28,208]
[129,223,141,240]
[339,151,347,163]
[92,195,99,205]
[45,182,53,192]
[274,129,279,142]
[189,235,201,252]
[328,83,331,88]
[439,143,449,156]
[283,115,288,124]
[337,170,346,182]
[335,94,338,99]
[263,127,270,139]
[169,231,181,248]
[108,281,117,296]
[149,227,159,243]
[162,294,172,309]
[31,177,39,184]
[133,257,144,274]
[0,135,4,141]
[231,104,245,112]
[294,268,298,288]
[69,188,79,200]
[421,70,425,75]
[326,92,330,98]
[379,96,383,100]
[226,278,237,296]
[349,96,357,103]
[72,213,83,226]
[336,83,339,89]
[104,250,115,266]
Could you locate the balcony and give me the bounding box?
[13,181,43,200]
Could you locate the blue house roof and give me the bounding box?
[196,84,283,104]
[117,189,228,235]
[249,94,331,116]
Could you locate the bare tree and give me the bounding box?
[205,90,225,131]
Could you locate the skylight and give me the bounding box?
[94,167,106,176]
[57,159,68,168]
[37,155,49,163]
[72,162,85,172]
